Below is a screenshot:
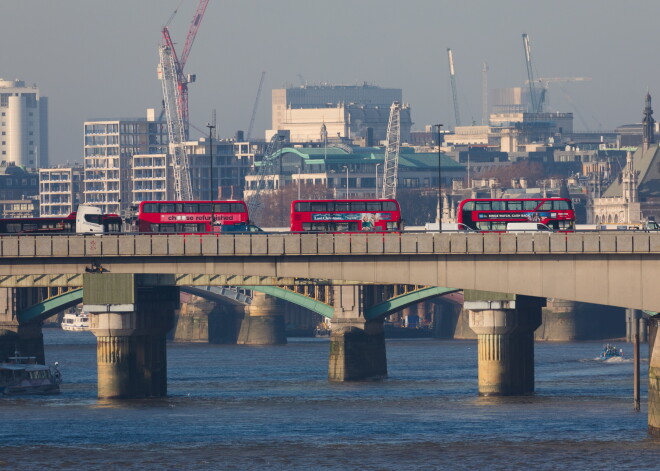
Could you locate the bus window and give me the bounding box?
[199,204,211,213]
[351,202,366,211]
[311,222,326,231]
[554,200,571,210]
[295,202,310,212]
[523,200,539,210]
[491,222,507,231]
[160,203,175,213]
[366,202,381,211]
[383,201,398,211]
[463,201,474,211]
[476,221,491,231]
[506,201,522,210]
[302,223,311,231]
[183,223,200,232]
[231,203,246,213]
[335,202,350,211]
[491,200,505,210]
[539,201,552,210]
[475,201,491,211]
[183,203,198,213]
[311,202,327,212]
[143,203,158,213]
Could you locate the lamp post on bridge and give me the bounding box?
[375,163,381,199]
[436,124,444,233]
[207,123,216,229]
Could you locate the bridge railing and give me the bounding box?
[0,232,659,258]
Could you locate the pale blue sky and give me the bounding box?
[2,0,659,164]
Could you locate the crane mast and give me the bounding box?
[247,71,266,141]
[159,30,192,201]
[447,49,462,128]
[246,134,285,225]
[522,33,540,113]
[482,62,489,125]
[158,0,210,201]
[381,101,401,200]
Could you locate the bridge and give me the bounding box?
[0,231,658,310]
[1,231,659,437]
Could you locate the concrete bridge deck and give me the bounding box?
[0,232,658,311]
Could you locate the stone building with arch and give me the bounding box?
[588,93,660,224]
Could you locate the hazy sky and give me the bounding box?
[2,0,659,164]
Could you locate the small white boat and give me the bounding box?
[61,311,90,331]
[0,353,61,395]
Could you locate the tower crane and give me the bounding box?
[158,0,210,201]
[523,77,592,114]
[447,49,462,128]
[522,33,541,113]
[381,101,401,200]
[246,133,286,225]
[247,71,266,141]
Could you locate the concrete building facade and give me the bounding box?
[271,84,411,143]
[83,110,167,215]
[0,79,48,169]
[38,165,83,216]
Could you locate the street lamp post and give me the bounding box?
[342,165,349,199]
[436,124,443,233]
[297,166,302,200]
[375,163,381,199]
[207,123,216,228]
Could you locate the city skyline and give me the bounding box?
[2,0,659,165]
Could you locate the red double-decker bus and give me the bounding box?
[136,200,249,233]
[456,197,575,232]
[290,199,402,232]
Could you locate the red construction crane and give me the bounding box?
[158,0,209,200]
[160,0,209,140]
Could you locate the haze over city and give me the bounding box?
[1,0,659,164]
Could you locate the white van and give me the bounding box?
[506,222,553,233]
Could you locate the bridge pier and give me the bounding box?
[85,275,177,399]
[329,285,386,381]
[0,288,46,362]
[466,293,543,396]
[648,317,660,435]
[237,292,287,345]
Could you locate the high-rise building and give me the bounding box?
[39,165,83,216]
[185,138,251,201]
[83,109,167,215]
[0,79,48,168]
[131,154,168,204]
[271,84,411,143]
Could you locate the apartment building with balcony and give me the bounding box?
[38,165,83,216]
[83,109,167,215]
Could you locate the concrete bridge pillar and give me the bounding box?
[237,291,286,345]
[648,316,660,435]
[466,292,543,396]
[0,287,46,362]
[85,274,177,399]
[627,309,648,343]
[328,285,386,381]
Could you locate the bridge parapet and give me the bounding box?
[2,232,660,258]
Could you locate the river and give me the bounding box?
[0,328,658,470]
